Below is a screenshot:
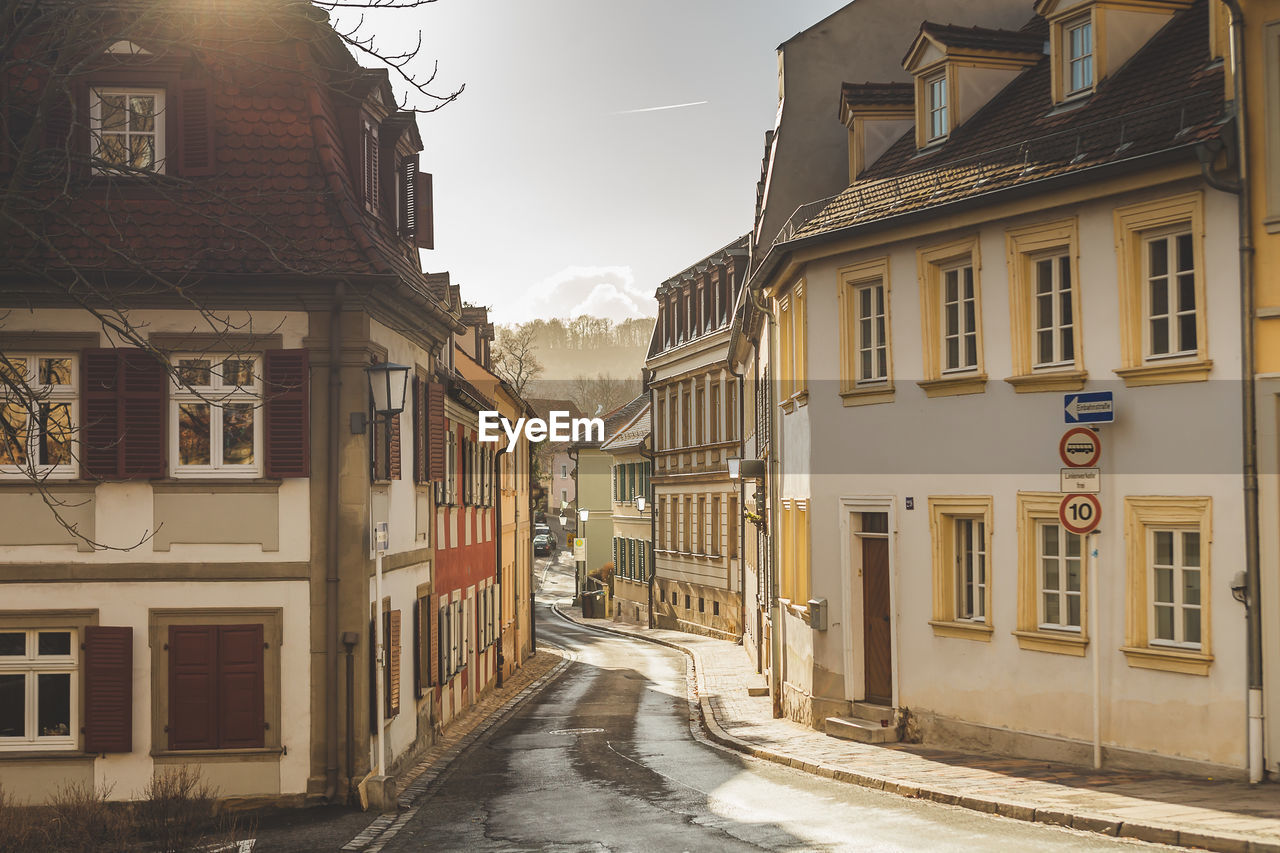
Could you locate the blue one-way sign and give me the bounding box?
[1064,391,1114,424]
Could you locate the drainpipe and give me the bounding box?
[640,435,657,629]
[325,281,345,803]
[727,358,747,640]
[1218,0,1264,784]
[496,448,504,690]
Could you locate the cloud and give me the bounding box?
[500,265,656,323]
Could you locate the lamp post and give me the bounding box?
[576,507,589,606]
[365,362,409,781]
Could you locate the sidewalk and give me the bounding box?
[556,604,1280,853]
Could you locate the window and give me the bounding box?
[855,281,888,383]
[171,354,260,476]
[728,495,738,559]
[1122,496,1213,675]
[0,354,76,477]
[167,624,265,750]
[777,280,808,406]
[0,629,76,750]
[696,496,705,554]
[779,500,810,607]
[710,496,721,556]
[1005,219,1084,391]
[1033,256,1075,368]
[1144,231,1197,359]
[929,496,994,639]
[1066,17,1094,94]
[1039,522,1083,630]
[1114,194,1209,386]
[918,238,986,396]
[838,258,894,403]
[1016,493,1088,655]
[560,464,567,479]
[561,489,567,503]
[710,384,720,443]
[926,73,948,141]
[942,264,978,373]
[91,88,165,173]
[696,386,705,445]
[683,497,692,552]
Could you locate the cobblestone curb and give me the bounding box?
[341,645,575,852]
[550,604,1271,853]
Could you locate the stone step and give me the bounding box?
[824,715,899,744]
[746,684,769,697]
[851,701,895,725]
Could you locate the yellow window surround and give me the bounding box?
[914,65,956,150]
[837,256,895,406]
[1113,194,1212,387]
[928,495,995,640]
[1004,217,1087,392]
[1050,7,1099,104]
[916,235,988,398]
[1014,491,1089,656]
[1122,495,1213,676]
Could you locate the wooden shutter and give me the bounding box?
[178,83,215,176]
[42,90,73,151]
[388,413,401,480]
[479,590,486,648]
[83,626,132,753]
[362,122,379,210]
[427,381,445,481]
[437,603,448,680]
[80,348,120,479]
[168,626,218,750]
[217,625,264,749]
[399,156,418,239]
[415,172,434,249]
[412,378,426,483]
[428,599,439,687]
[412,598,422,696]
[386,610,401,717]
[118,349,166,479]
[264,348,310,478]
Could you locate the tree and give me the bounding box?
[569,373,642,419]
[492,322,543,396]
[0,0,461,548]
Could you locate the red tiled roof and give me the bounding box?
[795,2,1222,242]
[841,82,914,107]
[913,22,1046,58]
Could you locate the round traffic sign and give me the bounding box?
[1059,493,1101,535]
[1059,427,1101,468]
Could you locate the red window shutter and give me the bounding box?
[413,378,427,484]
[363,123,379,210]
[427,381,445,481]
[412,598,422,697]
[83,626,132,753]
[386,609,401,717]
[389,412,402,480]
[168,626,218,750]
[415,172,434,250]
[178,83,215,176]
[217,624,265,749]
[80,348,120,479]
[119,349,166,479]
[264,348,310,478]
[399,156,417,239]
[438,603,449,681]
[427,598,439,687]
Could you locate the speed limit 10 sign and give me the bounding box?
[1060,493,1101,535]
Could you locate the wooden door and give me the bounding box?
[861,537,892,705]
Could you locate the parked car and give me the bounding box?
[533,534,554,557]
[534,523,551,538]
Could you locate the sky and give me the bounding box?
[337,0,850,324]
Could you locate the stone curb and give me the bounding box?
[550,604,1270,853]
[341,646,575,852]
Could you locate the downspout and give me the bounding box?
[325,281,345,802]
[746,279,782,717]
[1219,0,1264,784]
[727,357,747,641]
[640,434,656,629]
[496,447,504,690]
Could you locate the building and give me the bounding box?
[601,402,653,626]
[0,1,527,805]
[740,0,1251,776]
[647,238,747,639]
[526,397,585,518]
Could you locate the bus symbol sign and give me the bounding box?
[1059,427,1101,468]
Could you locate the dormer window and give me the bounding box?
[925,73,949,142]
[91,89,164,173]
[1065,16,1094,95]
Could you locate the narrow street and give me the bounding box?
[377,557,1162,852]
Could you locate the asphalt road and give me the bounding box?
[379,557,1168,852]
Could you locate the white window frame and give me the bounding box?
[0,353,77,479]
[1032,253,1075,369]
[1143,228,1198,361]
[954,517,986,622]
[1150,527,1203,650]
[0,628,78,751]
[1065,16,1094,95]
[1037,521,1083,631]
[941,263,978,373]
[926,73,948,142]
[170,354,262,478]
[854,280,889,384]
[90,87,166,174]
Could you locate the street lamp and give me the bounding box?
[364,361,408,784]
[635,495,646,513]
[576,507,590,605]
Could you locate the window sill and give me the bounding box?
[1014,629,1087,656]
[929,620,993,641]
[0,749,91,762]
[793,390,809,408]
[1114,359,1213,388]
[1120,645,1213,676]
[841,384,895,406]
[779,400,796,414]
[152,479,281,493]
[917,374,988,398]
[1004,370,1088,393]
[153,747,283,762]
